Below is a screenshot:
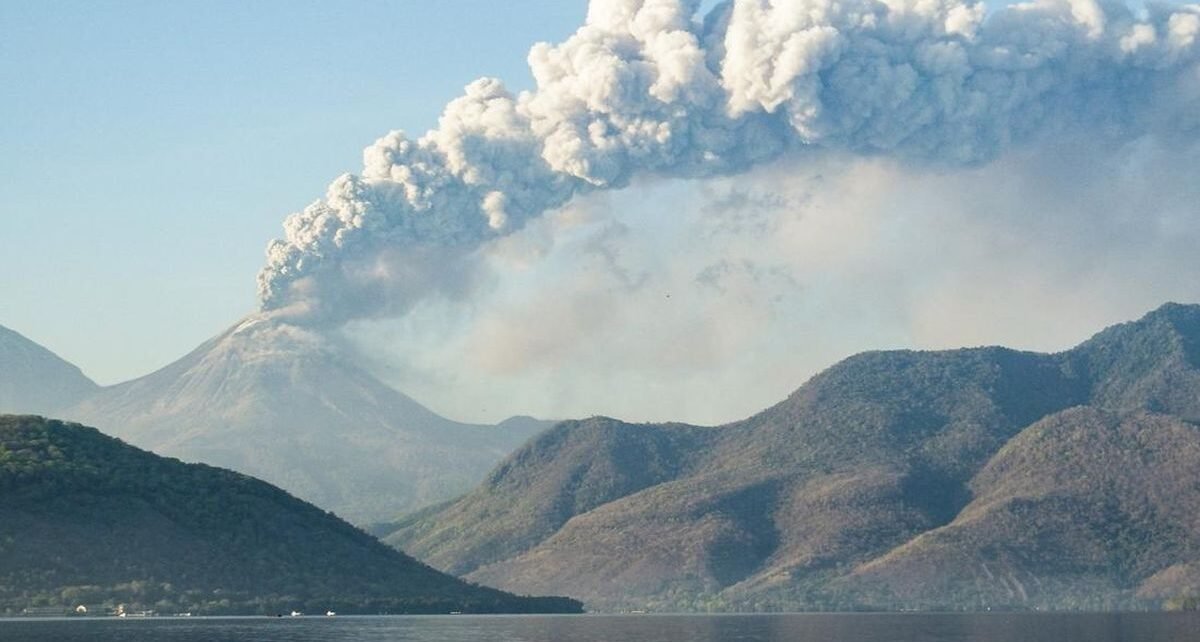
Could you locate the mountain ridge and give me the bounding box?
[0,325,98,416]
[386,302,1200,611]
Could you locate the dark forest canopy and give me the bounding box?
[0,415,581,616]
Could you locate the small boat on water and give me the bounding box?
[290,610,303,617]
[326,611,336,617]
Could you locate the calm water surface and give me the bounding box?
[2,613,1199,642]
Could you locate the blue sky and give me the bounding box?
[1,1,586,382]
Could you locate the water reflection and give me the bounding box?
[1,613,1199,642]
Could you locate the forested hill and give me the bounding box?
[386,302,1200,612]
[0,415,581,616]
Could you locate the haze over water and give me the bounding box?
[4,614,1200,642]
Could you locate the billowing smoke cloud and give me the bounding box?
[259,0,1200,322]
[350,137,1200,424]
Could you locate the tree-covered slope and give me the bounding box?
[0,415,580,616]
[386,417,716,576]
[839,407,1200,610]
[1067,302,1200,421]
[0,325,97,416]
[386,303,1200,611]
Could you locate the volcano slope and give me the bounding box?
[65,316,548,524]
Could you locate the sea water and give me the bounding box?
[2,613,1198,641]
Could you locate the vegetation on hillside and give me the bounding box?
[385,302,1200,612]
[0,415,581,616]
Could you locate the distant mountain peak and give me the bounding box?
[0,323,97,415]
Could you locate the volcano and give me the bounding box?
[65,315,546,523]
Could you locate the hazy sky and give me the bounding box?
[4,0,1198,425]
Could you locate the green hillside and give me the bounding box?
[0,415,581,616]
[385,303,1200,612]
[390,417,718,577]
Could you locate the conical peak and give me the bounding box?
[212,314,342,366]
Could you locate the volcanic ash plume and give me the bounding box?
[257,0,1200,323]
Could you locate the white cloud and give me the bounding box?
[239,0,1200,424]
[258,0,1200,325]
